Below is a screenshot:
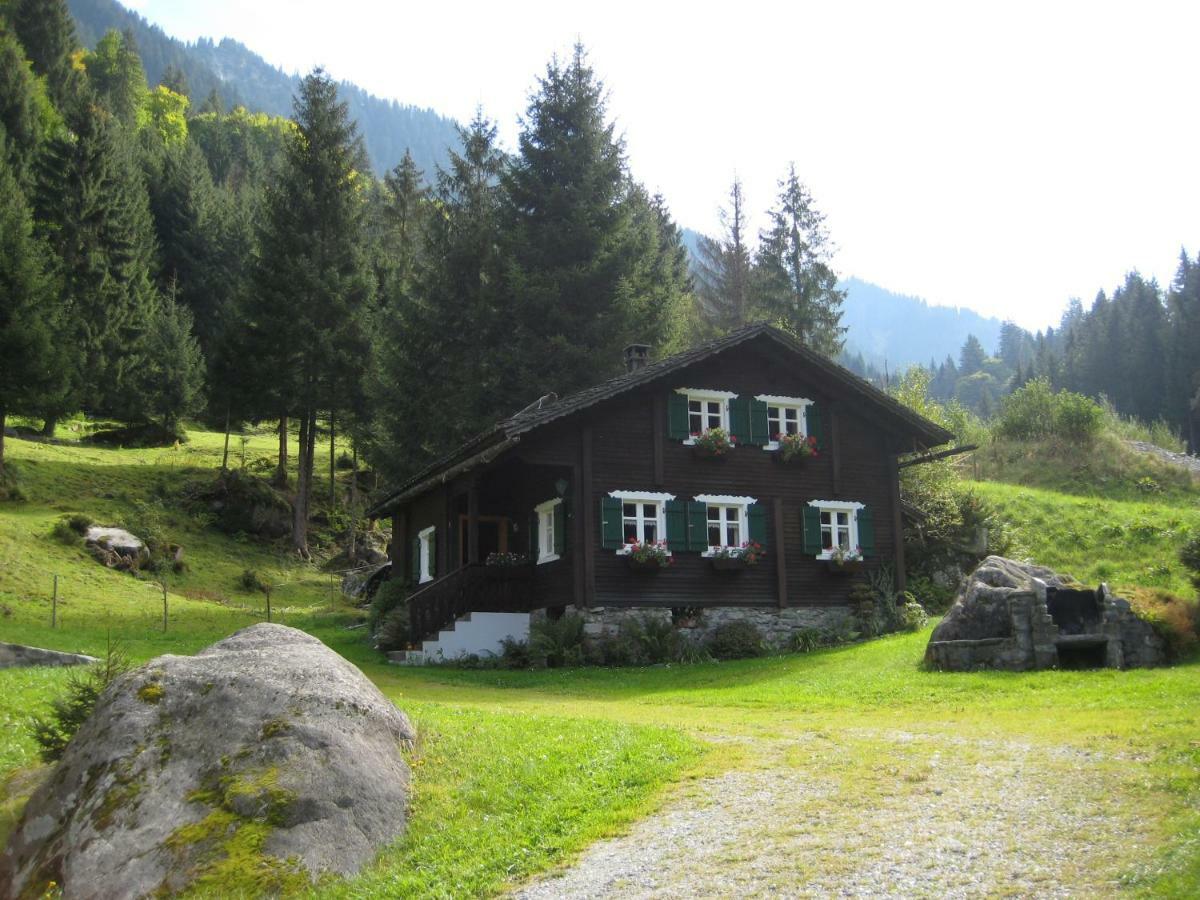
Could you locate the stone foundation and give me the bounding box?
[541,605,854,650]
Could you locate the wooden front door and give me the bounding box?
[459,515,508,566]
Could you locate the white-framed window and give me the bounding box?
[807,500,864,559]
[694,494,756,555]
[756,394,812,450]
[418,525,435,583]
[535,498,561,564]
[608,490,674,553]
[676,388,737,443]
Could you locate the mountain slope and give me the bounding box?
[839,277,1004,370]
[67,0,461,176]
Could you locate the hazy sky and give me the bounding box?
[123,0,1198,332]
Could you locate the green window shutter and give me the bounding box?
[686,501,709,551]
[802,506,822,555]
[410,537,420,583]
[428,529,437,578]
[665,500,687,552]
[553,501,566,556]
[600,497,623,549]
[857,506,875,556]
[667,392,690,440]
[805,403,824,449]
[747,503,767,547]
[750,399,770,445]
[728,396,750,443]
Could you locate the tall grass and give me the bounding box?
[1098,398,1188,453]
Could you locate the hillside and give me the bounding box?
[67,0,462,176]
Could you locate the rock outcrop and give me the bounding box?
[925,555,1165,671]
[1,624,416,898]
[0,643,97,669]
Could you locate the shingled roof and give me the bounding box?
[367,323,953,518]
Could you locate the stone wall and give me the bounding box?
[553,605,853,650]
[0,643,97,669]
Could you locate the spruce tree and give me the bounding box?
[753,164,845,355]
[694,177,753,333]
[134,288,206,433]
[0,147,65,472]
[83,30,149,130]
[1167,250,1200,443]
[0,29,56,187]
[245,69,373,556]
[33,106,161,423]
[958,334,987,375]
[503,43,688,397]
[7,0,82,114]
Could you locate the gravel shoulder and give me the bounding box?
[515,729,1155,899]
[1124,440,1200,476]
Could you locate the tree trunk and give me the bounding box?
[292,410,311,558]
[349,440,359,563]
[40,416,55,438]
[273,415,289,486]
[0,405,7,477]
[329,414,336,512]
[221,406,231,471]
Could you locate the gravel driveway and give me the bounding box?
[515,729,1152,899]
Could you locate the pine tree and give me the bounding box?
[753,164,845,355]
[135,287,206,432]
[33,106,161,424]
[160,64,190,98]
[7,0,83,114]
[1166,250,1200,444]
[958,334,986,375]
[0,148,65,473]
[503,43,688,397]
[368,113,506,482]
[0,29,57,187]
[694,176,753,333]
[245,69,374,556]
[83,30,149,130]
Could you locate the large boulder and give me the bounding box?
[190,470,292,539]
[929,555,1068,642]
[1,624,416,898]
[85,526,149,571]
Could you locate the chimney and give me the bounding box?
[624,344,651,373]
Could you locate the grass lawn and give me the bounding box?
[1,425,1198,896]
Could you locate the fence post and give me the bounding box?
[161,580,168,632]
[51,574,58,628]
[266,586,272,623]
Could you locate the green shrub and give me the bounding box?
[0,462,27,502]
[50,518,81,545]
[499,636,532,668]
[901,596,929,632]
[368,577,409,641]
[376,606,411,653]
[238,569,269,594]
[1129,589,1200,659]
[706,621,766,660]
[29,642,131,762]
[335,451,354,471]
[907,575,956,615]
[670,632,713,664]
[1180,536,1200,592]
[790,628,826,653]
[66,513,93,535]
[996,378,1103,445]
[620,615,676,665]
[529,613,586,668]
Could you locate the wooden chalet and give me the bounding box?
[367,323,954,651]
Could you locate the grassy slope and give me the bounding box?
[0,426,1198,895]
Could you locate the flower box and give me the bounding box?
[775,433,819,464]
[826,559,864,575]
[692,445,729,462]
[485,564,534,581]
[710,556,749,574]
[626,556,666,574]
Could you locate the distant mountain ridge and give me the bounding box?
[680,228,1003,370]
[839,277,1004,371]
[67,0,462,176]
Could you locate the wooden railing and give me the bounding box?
[407,564,537,646]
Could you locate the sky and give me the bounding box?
[123,0,1199,332]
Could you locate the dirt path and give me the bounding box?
[515,729,1154,899]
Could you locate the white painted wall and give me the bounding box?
[422,612,530,661]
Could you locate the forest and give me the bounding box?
[2,0,1198,564]
[0,1,849,559]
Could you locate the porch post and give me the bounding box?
[581,426,596,607]
[888,452,907,594]
[467,477,480,565]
